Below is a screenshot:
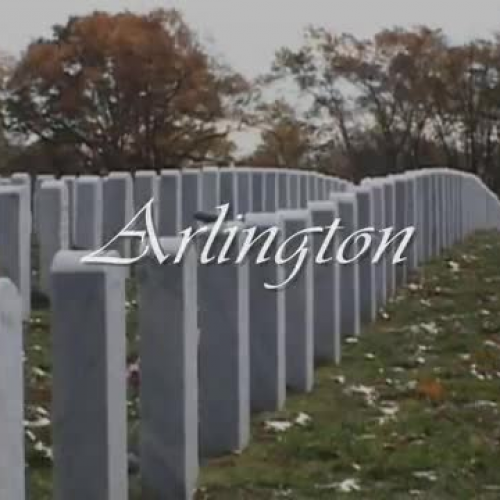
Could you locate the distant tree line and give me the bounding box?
[2,12,500,191]
[246,27,500,190]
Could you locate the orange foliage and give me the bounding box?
[416,379,445,402]
[5,9,245,172]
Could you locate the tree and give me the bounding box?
[246,100,313,168]
[365,27,446,170]
[3,10,247,173]
[272,29,364,178]
[0,51,16,172]
[427,40,500,178]
[271,27,446,178]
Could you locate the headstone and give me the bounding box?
[331,193,361,337]
[198,222,250,457]
[181,169,201,230]
[422,174,432,261]
[10,174,32,235]
[458,174,466,238]
[134,171,159,223]
[415,174,426,264]
[278,210,314,392]
[470,175,478,234]
[307,173,316,202]
[219,169,238,219]
[38,181,69,294]
[0,278,24,500]
[245,213,286,413]
[35,174,55,194]
[11,172,31,201]
[61,176,77,247]
[201,167,220,213]
[354,187,376,324]
[361,178,386,312]
[236,168,252,215]
[250,169,264,213]
[443,173,450,248]
[0,186,31,318]
[158,171,182,237]
[336,179,345,192]
[444,172,450,246]
[394,177,408,286]
[263,170,277,212]
[74,176,103,250]
[288,171,299,209]
[451,173,458,244]
[315,176,322,201]
[405,173,418,271]
[318,175,327,201]
[277,170,288,209]
[452,174,461,244]
[325,176,332,199]
[308,201,341,364]
[103,173,133,257]
[137,237,199,500]
[430,173,439,257]
[435,173,444,254]
[314,175,322,201]
[51,251,128,500]
[298,172,308,208]
[461,173,472,238]
[382,179,396,299]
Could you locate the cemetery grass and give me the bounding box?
[26,232,500,499]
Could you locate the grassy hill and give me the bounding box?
[26,232,500,499]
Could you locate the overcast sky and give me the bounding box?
[1,0,500,77]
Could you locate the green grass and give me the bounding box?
[25,232,500,499]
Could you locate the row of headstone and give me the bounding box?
[18,168,349,243]
[1,167,500,500]
[0,168,350,309]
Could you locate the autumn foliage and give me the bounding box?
[3,10,246,173]
[269,27,500,185]
[416,379,445,402]
[3,12,500,189]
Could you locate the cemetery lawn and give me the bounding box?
[199,232,500,500]
[25,232,500,499]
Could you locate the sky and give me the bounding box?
[1,0,500,77]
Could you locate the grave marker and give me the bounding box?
[103,173,133,257]
[0,279,24,500]
[245,213,286,412]
[278,210,314,392]
[331,193,361,337]
[51,251,128,500]
[38,181,69,294]
[0,186,31,318]
[198,222,250,457]
[74,176,103,250]
[137,238,199,500]
[308,201,341,364]
[158,171,182,237]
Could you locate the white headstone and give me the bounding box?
[0,185,31,318]
[278,209,314,392]
[74,176,103,250]
[0,278,24,500]
[38,180,69,294]
[245,213,286,412]
[137,237,199,499]
[51,251,128,500]
[198,222,250,457]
